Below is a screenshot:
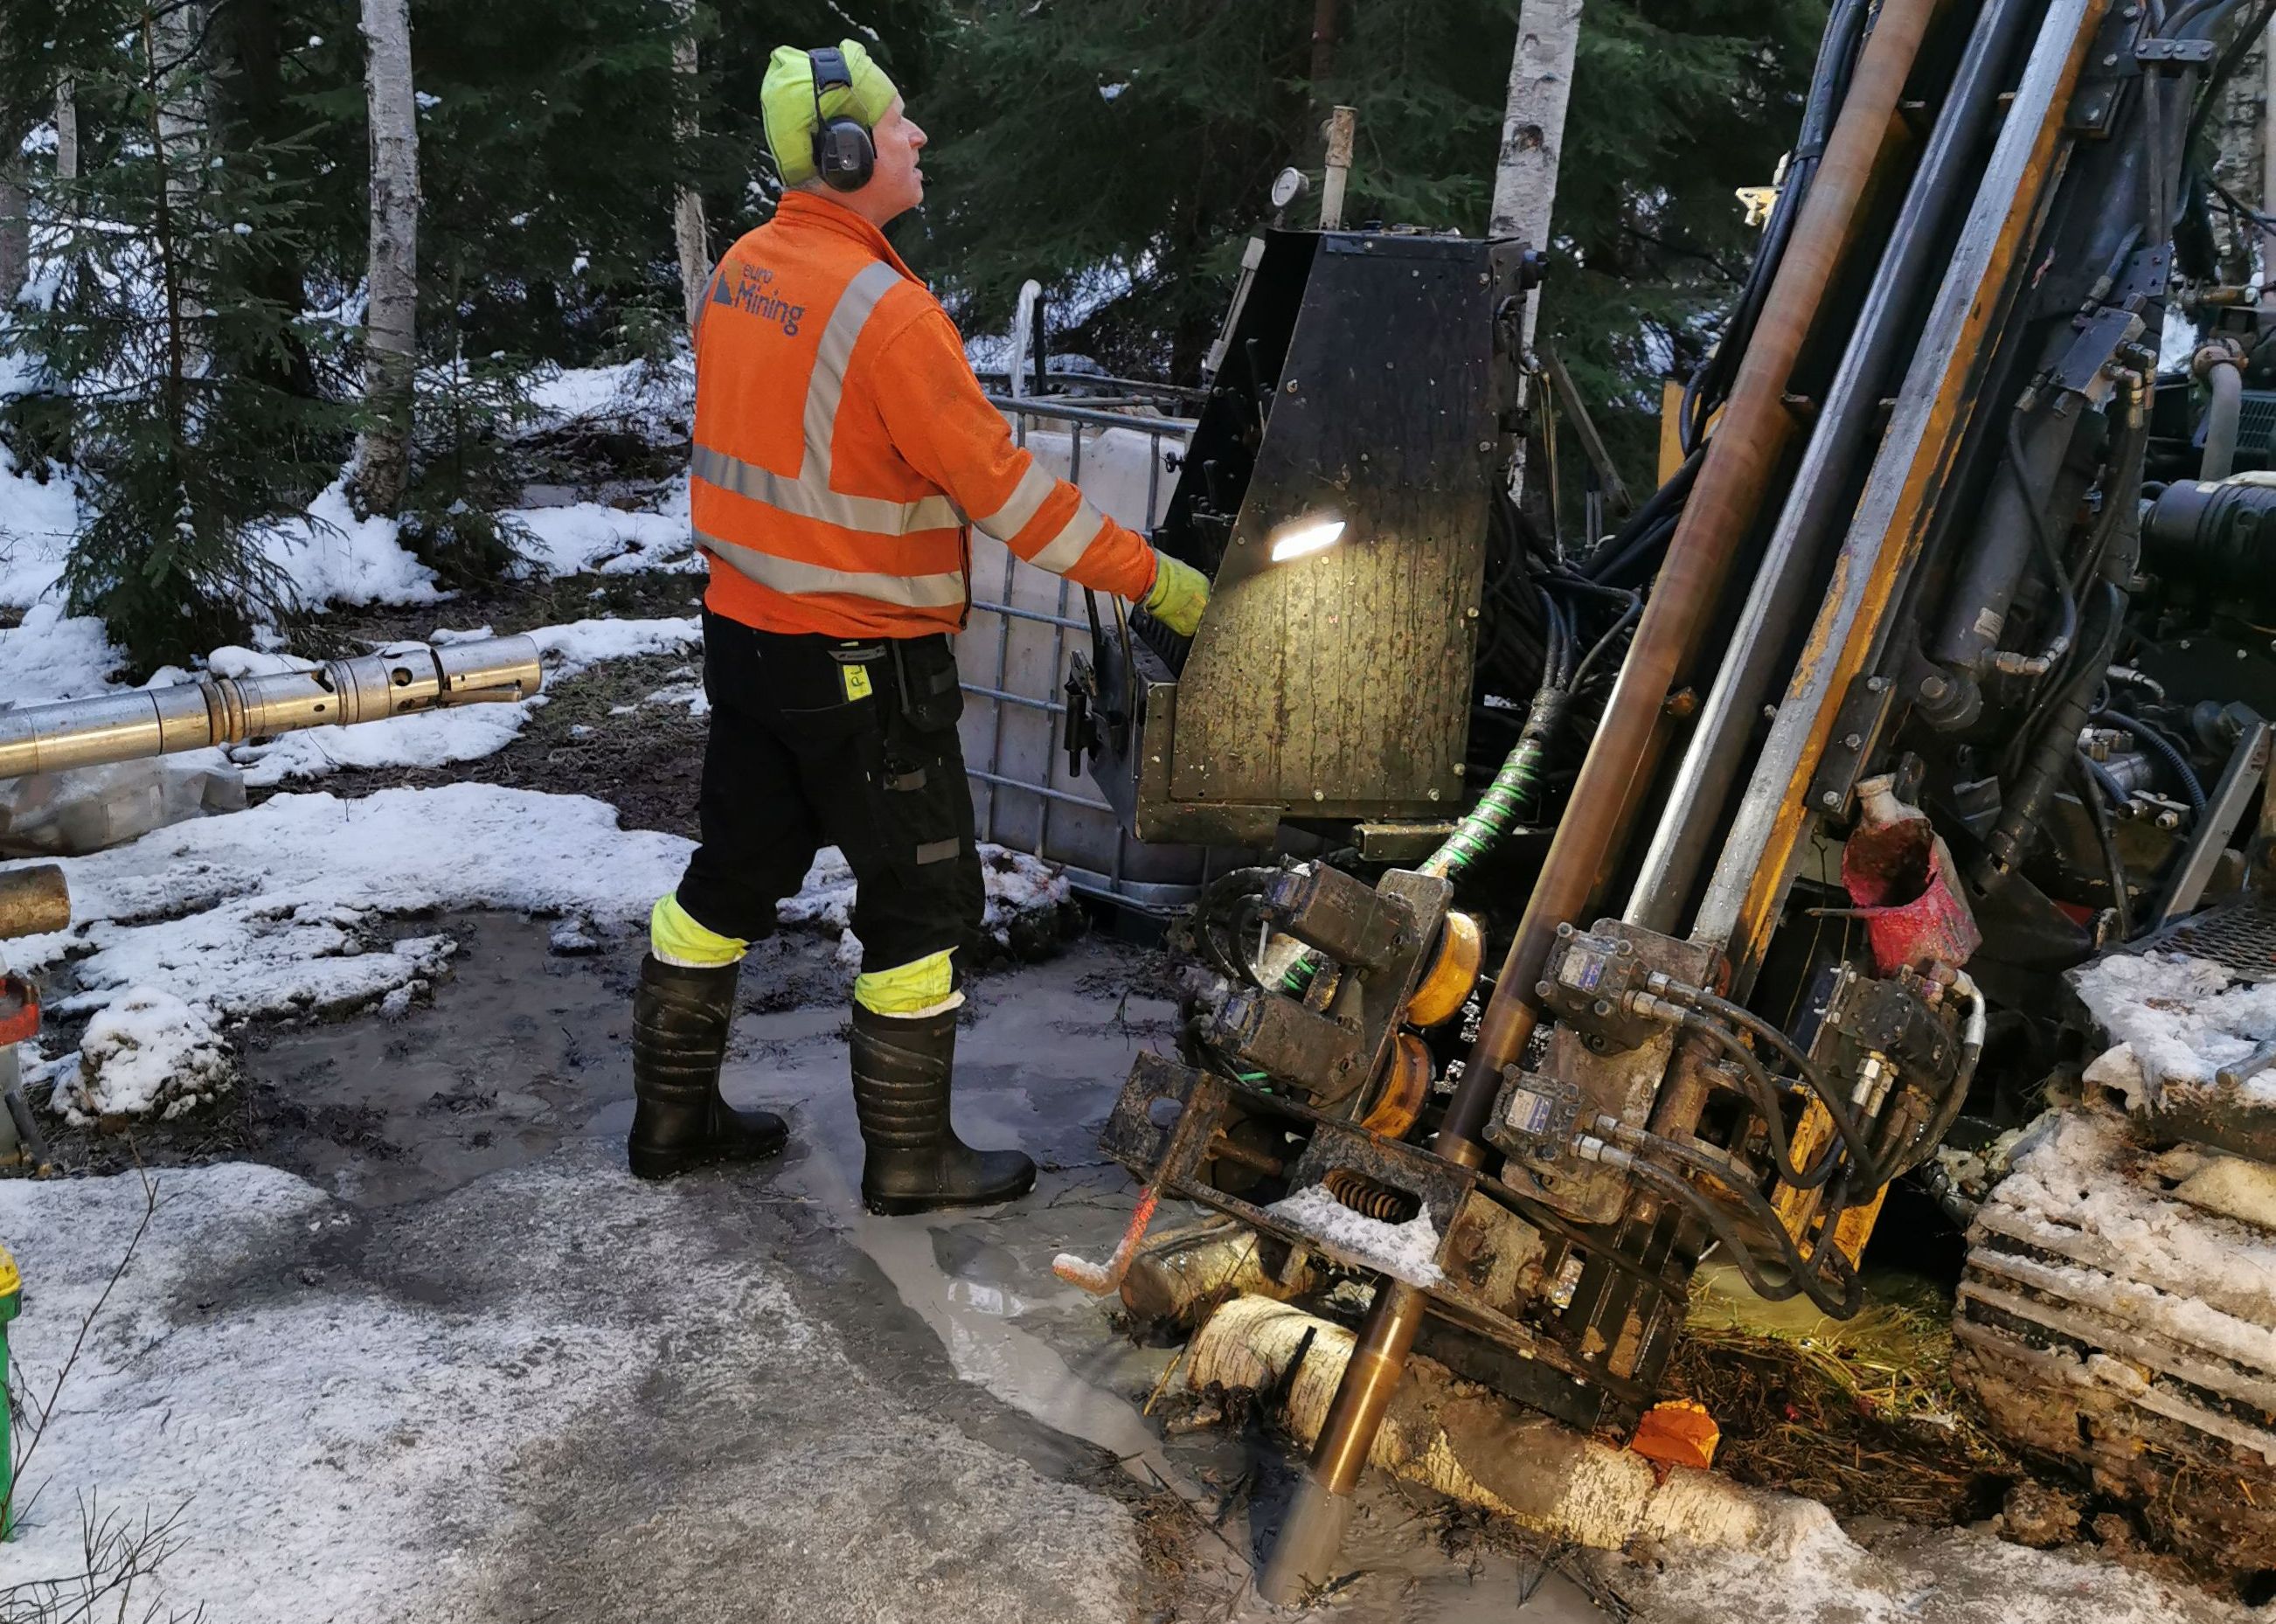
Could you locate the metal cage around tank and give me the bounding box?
[958,394,1252,909]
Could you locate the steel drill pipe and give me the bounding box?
[1256,0,1941,1600]
[0,636,543,783]
[1626,0,2045,933]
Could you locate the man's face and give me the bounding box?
[864,96,927,221]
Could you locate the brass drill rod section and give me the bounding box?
[1697,0,2108,973]
[1258,0,1940,1600]
[1453,0,1939,1143]
[0,636,544,783]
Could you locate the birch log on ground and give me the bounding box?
[672,14,708,331]
[1491,0,1584,508]
[357,0,419,516]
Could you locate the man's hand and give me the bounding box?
[1143,553,1210,636]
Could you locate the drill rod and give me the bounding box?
[1256,0,1943,1598]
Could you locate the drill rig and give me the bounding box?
[1061,0,2276,1595]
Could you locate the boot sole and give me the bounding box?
[628,1133,788,1182]
[861,1179,1037,1217]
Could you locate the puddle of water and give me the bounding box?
[783,1129,1181,1483]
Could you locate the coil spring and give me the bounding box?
[1321,1167,1421,1225]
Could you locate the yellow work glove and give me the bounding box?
[1143,553,1210,637]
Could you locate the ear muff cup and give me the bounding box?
[808,47,876,192]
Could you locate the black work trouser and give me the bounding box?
[674,611,983,976]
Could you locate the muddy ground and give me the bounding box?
[10,565,2263,1621]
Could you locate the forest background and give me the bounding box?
[0,0,1819,668]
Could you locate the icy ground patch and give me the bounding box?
[1607,1509,2257,1624]
[2071,949,2276,1111]
[0,1150,1139,1624]
[3,782,1067,1121]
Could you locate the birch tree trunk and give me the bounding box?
[2209,27,2266,282]
[149,3,210,378]
[53,80,77,182]
[1490,0,1585,509]
[357,0,419,516]
[671,3,708,330]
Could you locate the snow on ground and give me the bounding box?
[508,494,697,576]
[5,781,1068,1120]
[524,356,693,439]
[2070,949,2276,1111]
[259,476,445,608]
[1609,1511,2256,1624]
[780,843,1070,964]
[0,1149,1138,1624]
[0,601,121,703]
[0,448,80,609]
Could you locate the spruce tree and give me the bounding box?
[912,0,1817,471]
[3,0,346,670]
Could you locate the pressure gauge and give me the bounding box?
[1270,167,1308,212]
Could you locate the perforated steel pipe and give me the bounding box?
[0,636,542,782]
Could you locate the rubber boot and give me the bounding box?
[849,1003,1035,1215]
[628,954,787,1181]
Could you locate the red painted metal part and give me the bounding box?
[0,975,38,1048]
[1842,809,1982,973]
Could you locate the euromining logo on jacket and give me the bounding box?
[711,262,807,337]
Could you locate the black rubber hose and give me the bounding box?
[2092,710,2208,815]
[1679,1012,1839,1190]
[1610,1134,1860,1315]
[1654,982,1888,1187]
[1625,1126,1863,1315]
[1982,582,2128,877]
[1569,586,1641,690]
[1583,451,1701,585]
[1996,412,2078,675]
[2071,749,2137,940]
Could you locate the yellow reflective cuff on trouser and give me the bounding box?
[854,949,961,1016]
[650,894,749,968]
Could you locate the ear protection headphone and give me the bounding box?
[808,47,876,192]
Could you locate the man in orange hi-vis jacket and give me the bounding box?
[628,38,1211,1214]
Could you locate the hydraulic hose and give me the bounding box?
[1989,413,2078,678]
[1647,977,1888,1187]
[2071,749,2137,940]
[1982,580,2128,878]
[1673,1010,1839,1190]
[1593,1123,1862,1315]
[2200,354,2245,481]
[1895,972,1988,1179]
[2094,709,2209,815]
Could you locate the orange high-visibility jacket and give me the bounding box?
[691,191,1161,640]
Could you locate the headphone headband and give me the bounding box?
[808,45,854,99]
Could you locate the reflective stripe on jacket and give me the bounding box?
[691,191,1161,639]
